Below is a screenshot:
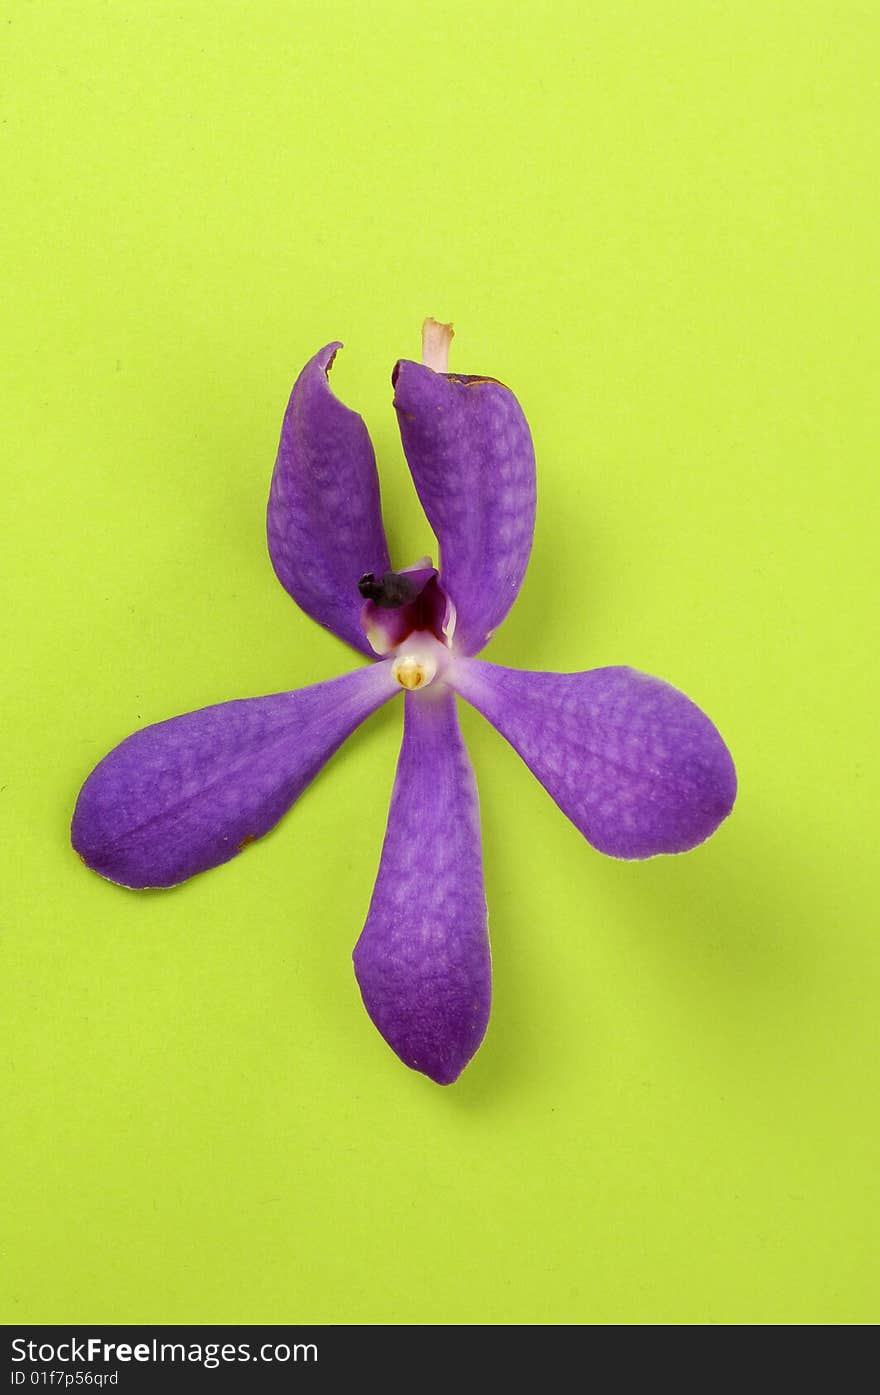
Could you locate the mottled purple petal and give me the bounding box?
[72,663,399,889]
[451,660,736,859]
[392,360,536,656]
[353,686,491,1085]
[268,343,390,654]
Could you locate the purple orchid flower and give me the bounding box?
[72,320,736,1086]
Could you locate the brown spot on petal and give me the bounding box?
[237,834,256,853]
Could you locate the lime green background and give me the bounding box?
[2,1,878,1325]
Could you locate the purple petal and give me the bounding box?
[392,360,536,656]
[353,687,491,1085]
[451,660,736,859]
[268,343,391,654]
[72,663,399,889]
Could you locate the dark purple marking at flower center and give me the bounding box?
[358,570,420,609]
[358,566,455,654]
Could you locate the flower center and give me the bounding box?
[358,563,456,657]
[389,632,448,690]
[391,653,435,690]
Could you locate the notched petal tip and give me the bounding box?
[316,339,343,373]
[311,340,353,409]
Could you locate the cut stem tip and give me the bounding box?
[422,317,454,373]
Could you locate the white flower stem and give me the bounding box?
[421,317,454,373]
